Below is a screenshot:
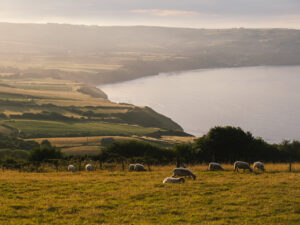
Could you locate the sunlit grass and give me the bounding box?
[0,120,160,138]
[0,164,299,224]
[61,145,101,156]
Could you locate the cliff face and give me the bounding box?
[77,86,108,99]
[116,106,184,131]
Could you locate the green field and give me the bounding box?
[0,120,159,138]
[0,164,299,224]
[0,77,184,141]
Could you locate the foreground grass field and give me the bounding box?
[0,164,299,224]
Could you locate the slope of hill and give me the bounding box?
[0,77,187,140]
[0,23,300,85]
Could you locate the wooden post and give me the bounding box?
[147,162,151,171]
[121,160,125,171]
[78,160,81,171]
[55,161,59,172]
[176,158,180,168]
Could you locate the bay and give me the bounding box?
[99,66,300,143]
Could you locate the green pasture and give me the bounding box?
[0,120,160,138]
[0,165,299,224]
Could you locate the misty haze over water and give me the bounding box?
[99,66,300,143]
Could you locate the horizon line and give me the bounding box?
[0,21,299,31]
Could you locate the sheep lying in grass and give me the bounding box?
[163,177,185,184]
[234,161,253,172]
[134,164,146,171]
[85,164,93,171]
[129,164,135,171]
[68,165,76,173]
[173,168,196,180]
[208,162,224,171]
[253,161,265,172]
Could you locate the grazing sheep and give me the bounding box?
[173,168,196,180]
[68,165,76,173]
[253,161,265,172]
[134,163,146,171]
[129,164,135,171]
[163,177,185,184]
[208,162,224,171]
[234,161,253,172]
[85,164,93,171]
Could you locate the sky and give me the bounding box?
[1,0,300,28]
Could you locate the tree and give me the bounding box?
[195,126,255,163]
[98,140,174,165]
[173,143,195,166]
[40,140,52,148]
[279,140,300,172]
[28,145,62,162]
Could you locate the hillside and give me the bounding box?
[0,77,186,140]
[0,23,300,85]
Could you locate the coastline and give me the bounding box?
[98,65,300,143]
[96,64,300,88]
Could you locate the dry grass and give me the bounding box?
[61,146,101,156]
[0,77,129,107]
[0,125,14,135]
[161,136,196,143]
[0,164,299,224]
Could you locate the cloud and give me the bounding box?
[0,0,300,28]
[131,9,199,17]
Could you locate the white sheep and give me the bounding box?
[68,165,76,173]
[134,163,146,171]
[129,164,135,171]
[253,161,265,172]
[163,177,185,184]
[234,161,253,172]
[173,168,196,180]
[85,164,94,171]
[208,162,224,171]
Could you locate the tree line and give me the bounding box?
[94,126,300,169]
[1,126,300,172]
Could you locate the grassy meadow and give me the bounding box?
[0,120,159,138]
[27,136,195,156]
[0,164,300,224]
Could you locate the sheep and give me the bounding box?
[208,162,224,171]
[68,165,76,173]
[234,161,253,172]
[134,163,146,171]
[85,164,93,171]
[173,168,196,180]
[253,161,265,172]
[163,177,185,184]
[129,164,135,171]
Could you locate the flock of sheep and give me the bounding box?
[67,161,265,184]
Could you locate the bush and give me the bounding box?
[194,126,293,163]
[98,140,174,163]
[0,133,39,150]
[28,146,63,162]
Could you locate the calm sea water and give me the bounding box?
[99,66,300,143]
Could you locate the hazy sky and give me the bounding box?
[1,0,300,28]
